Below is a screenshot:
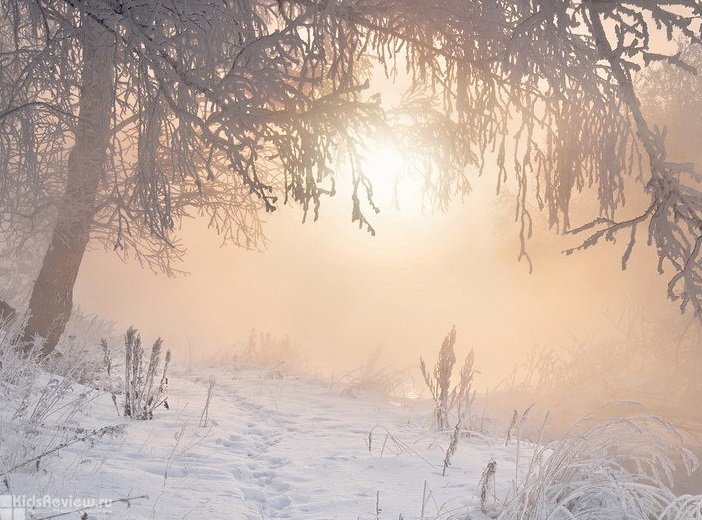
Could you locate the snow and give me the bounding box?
[3,366,528,519]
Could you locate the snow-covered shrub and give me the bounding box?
[496,415,702,520]
[48,306,116,386]
[235,329,306,373]
[338,347,407,399]
[490,304,702,490]
[122,326,171,420]
[0,314,34,394]
[0,314,122,494]
[420,327,475,430]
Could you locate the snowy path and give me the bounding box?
[8,367,527,519]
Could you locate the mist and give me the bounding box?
[2,2,702,517]
[74,172,679,386]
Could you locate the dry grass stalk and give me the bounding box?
[199,375,216,427]
[122,326,170,420]
[101,338,119,415]
[505,410,518,446]
[420,327,475,430]
[442,414,463,476]
[479,459,497,514]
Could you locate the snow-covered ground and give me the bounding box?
[3,366,528,519]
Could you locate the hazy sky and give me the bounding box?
[72,49,691,388]
[74,164,677,387]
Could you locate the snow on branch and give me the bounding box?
[1,1,702,314]
[565,1,702,317]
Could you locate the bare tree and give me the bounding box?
[1,1,702,356]
[0,1,477,356]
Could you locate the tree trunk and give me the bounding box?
[22,16,114,357]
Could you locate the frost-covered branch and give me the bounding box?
[570,1,702,316]
[4,0,702,331]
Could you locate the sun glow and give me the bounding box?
[360,142,426,216]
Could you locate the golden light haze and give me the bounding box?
[74,168,675,388]
[72,51,692,389]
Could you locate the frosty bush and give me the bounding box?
[47,306,116,385]
[338,347,407,399]
[420,327,475,430]
[121,327,171,420]
[489,304,702,483]
[236,329,305,373]
[497,416,702,520]
[0,314,122,492]
[0,314,33,393]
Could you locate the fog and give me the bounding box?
[70,57,696,392]
[74,171,679,388]
[66,63,702,493]
[4,4,702,516]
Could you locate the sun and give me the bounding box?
[360,142,426,215]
